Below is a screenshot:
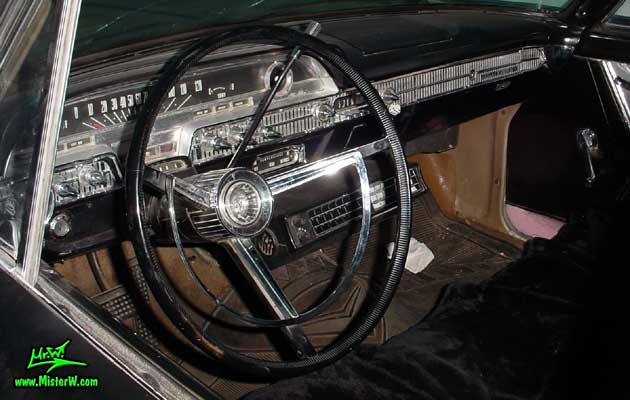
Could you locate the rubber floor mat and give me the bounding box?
[100,193,520,400]
[381,193,520,339]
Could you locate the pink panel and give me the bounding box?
[506,205,564,240]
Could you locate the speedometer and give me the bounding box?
[59,52,340,167]
[60,58,270,138]
[61,88,146,135]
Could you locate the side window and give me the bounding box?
[599,1,630,131]
[0,1,54,264]
[608,0,630,26]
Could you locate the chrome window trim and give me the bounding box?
[602,60,630,129]
[0,0,51,100]
[0,254,204,400]
[20,0,81,284]
[0,246,17,274]
[35,267,202,400]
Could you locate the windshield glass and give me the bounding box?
[0,0,56,262]
[75,0,570,57]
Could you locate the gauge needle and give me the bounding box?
[164,97,176,112]
[81,122,98,130]
[90,117,104,129]
[104,114,115,125]
[177,95,192,110]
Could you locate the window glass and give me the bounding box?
[0,1,55,263]
[609,0,630,25]
[75,0,573,57]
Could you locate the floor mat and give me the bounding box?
[86,193,520,399]
[380,194,520,339]
[247,231,590,400]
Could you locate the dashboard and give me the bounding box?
[44,11,563,259]
[52,47,546,206]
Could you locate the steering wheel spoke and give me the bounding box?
[267,139,386,197]
[144,166,214,210]
[224,237,315,358]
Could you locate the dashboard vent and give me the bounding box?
[308,192,363,236]
[288,166,426,248]
[187,209,226,239]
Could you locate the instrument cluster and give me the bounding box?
[52,51,339,207]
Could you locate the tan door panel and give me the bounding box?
[409,104,527,248]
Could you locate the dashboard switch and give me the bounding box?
[382,88,401,116]
[262,127,283,140]
[314,103,335,123]
[49,213,71,238]
[53,182,79,198]
[80,166,107,187]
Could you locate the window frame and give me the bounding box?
[0,0,81,285]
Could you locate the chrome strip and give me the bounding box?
[602,60,630,128]
[266,138,388,196]
[35,269,202,400]
[0,246,16,274]
[21,0,81,284]
[225,237,300,319]
[371,47,545,107]
[265,149,372,323]
[190,47,546,165]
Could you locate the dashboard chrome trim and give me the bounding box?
[189,46,547,165]
[52,153,122,207]
[53,47,547,212]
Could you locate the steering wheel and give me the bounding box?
[125,25,411,378]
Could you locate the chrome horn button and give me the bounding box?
[217,169,273,237]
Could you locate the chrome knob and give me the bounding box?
[49,213,71,238]
[53,182,79,198]
[89,170,106,186]
[304,21,322,37]
[387,102,402,116]
[314,103,336,123]
[382,88,401,116]
[262,127,283,140]
[210,137,231,150]
[80,166,107,186]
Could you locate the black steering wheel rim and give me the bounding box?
[125,25,411,378]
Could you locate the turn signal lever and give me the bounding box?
[576,128,601,188]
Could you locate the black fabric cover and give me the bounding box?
[247,206,630,399]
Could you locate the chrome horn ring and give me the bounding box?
[216,168,273,237]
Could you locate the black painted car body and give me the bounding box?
[1,0,629,398]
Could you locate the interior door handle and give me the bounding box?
[576,128,599,187]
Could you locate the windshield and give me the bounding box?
[75,0,570,57]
